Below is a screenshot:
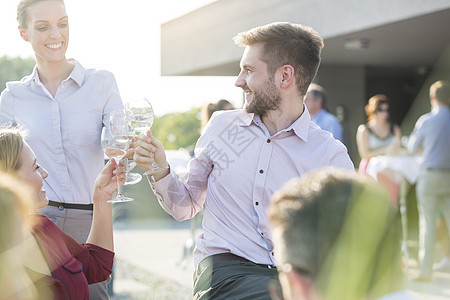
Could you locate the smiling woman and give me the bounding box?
[0,0,125,298]
[0,126,122,300]
[17,0,71,96]
[0,0,241,117]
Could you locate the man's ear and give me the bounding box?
[19,26,28,41]
[279,65,294,88]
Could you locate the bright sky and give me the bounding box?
[0,0,244,116]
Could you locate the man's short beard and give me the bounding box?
[245,78,281,116]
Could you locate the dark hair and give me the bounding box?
[307,83,328,110]
[233,22,324,96]
[201,99,233,127]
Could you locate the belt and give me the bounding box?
[48,200,93,211]
[199,253,275,271]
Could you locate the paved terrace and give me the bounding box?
[109,224,450,300]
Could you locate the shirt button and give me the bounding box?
[58,205,64,211]
[261,232,264,235]
[259,169,264,174]
[267,139,271,143]
[255,201,259,206]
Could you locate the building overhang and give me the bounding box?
[161,0,450,76]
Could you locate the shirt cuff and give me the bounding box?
[147,167,176,202]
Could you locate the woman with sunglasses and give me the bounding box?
[356,94,402,204]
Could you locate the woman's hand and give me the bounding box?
[93,159,126,200]
[88,159,120,251]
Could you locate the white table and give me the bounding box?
[366,155,421,277]
[366,155,421,184]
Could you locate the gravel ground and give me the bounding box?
[110,258,193,300]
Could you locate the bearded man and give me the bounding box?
[134,22,354,300]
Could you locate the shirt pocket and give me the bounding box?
[67,111,102,148]
[61,257,83,274]
[52,257,88,299]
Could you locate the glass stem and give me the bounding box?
[124,158,130,176]
[115,158,123,197]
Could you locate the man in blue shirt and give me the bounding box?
[408,80,450,281]
[304,83,343,142]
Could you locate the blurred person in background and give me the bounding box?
[0,1,124,297]
[304,83,343,142]
[356,94,402,205]
[201,99,234,129]
[0,126,122,299]
[134,22,353,299]
[408,80,450,281]
[178,99,235,269]
[268,167,416,300]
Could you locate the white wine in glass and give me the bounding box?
[101,124,133,203]
[114,109,142,186]
[128,98,169,175]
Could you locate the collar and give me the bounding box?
[21,65,39,84]
[238,105,311,141]
[69,60,85,87]
[22,59,85,87]
[289,105,311,142]
[237,111,254,127]
[432,105,449,114]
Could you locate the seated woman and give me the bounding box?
[0,126,124,299]
[356,94,402,205]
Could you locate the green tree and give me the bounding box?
[152,107,201,150]
[0,56,35,91]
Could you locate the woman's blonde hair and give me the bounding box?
[0,126,25,172]
[0,126,33,239]
[0,172,34,251]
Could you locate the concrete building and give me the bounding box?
[161,0,450,162]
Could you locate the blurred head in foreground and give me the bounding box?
[269,168,403,300]
[0,171,38,299]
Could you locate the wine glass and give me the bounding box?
[114,109,143,185]
[123,124,142,185]
[128,98,169,175]
[101,122,134,203]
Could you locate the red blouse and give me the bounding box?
[29,213,114,299]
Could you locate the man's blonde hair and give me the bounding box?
[269,168,403,299]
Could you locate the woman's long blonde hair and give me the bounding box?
[0,126,25,172]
